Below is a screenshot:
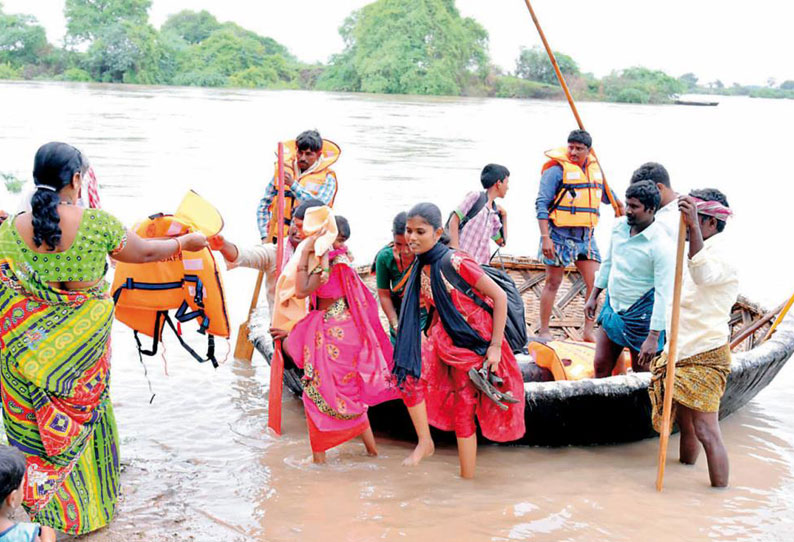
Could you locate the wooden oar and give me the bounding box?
[655,214,687,491]
[521,0,622,217]
[762,291,794,342]
[233,270,265,361]
[730,300,787,349]
[267,142,287,435]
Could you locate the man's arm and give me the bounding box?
[679,196,736,286]
[602,188,624,214]
[287,173,337,205]
[494,206,507,247]
[211,235,277,272]
[448,213,461,248]
[257,178,278,240]
[536,166,563,260]
[650,237,676,332]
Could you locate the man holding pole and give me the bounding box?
[257,130,340,243]
[583,180,674,376]
[536,130,622,342]
[649,189,737,487]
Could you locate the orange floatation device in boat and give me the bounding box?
[111,203,230,368]
[528,340,596,381]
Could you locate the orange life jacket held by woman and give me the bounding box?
[266,139,341,241]
[541,148,604,228]
[111,214,230,367]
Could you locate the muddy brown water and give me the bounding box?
[1,81,793,541]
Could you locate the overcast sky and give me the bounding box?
[4,0,792,86]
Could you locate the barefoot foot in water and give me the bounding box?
[361,427,378,457]
[312,451,327,464]
[402,438,435,466]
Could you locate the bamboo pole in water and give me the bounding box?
[267,142,287,435]
[521,0,623,217]
[655,214,687,491]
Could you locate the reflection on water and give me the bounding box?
[1,81,794,541]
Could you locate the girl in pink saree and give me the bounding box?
[285,216,399,462]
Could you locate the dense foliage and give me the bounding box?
[0,0,790,102]
[316,0,488,96]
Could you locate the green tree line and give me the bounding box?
[1,0,791,103]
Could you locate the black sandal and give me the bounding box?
[468,367,508,410]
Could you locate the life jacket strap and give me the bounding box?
[134,310,218,368]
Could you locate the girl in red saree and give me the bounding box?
[394,202,525,478]
[285,214,399,463]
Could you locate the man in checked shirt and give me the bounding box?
[257,129,341,243]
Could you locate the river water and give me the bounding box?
[1,81,793,541]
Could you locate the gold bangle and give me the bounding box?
[173,237,182,256]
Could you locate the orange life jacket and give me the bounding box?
[266,139,341,241]
[111,214,230,367]
[541,148,604,228]
[529,340,595,381]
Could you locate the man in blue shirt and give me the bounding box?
[535,130,622,342]
[584,180,675,377]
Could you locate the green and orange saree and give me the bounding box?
[0,218,121,535]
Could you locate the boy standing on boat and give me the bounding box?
[649,189,737,487]
[584,180,674,376]
[448,164,510,265]
[257,130,340,243]
[536,130,622,342]
[630,162,679,239]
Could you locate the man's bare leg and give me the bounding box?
[677,404,700,465]
[689,407,729,487]
[574,259,599,342]
[457,434,477,479]
[538,266,564,340]
[403,401,435,466]
[593,329,624,378]
[360,426,378,456]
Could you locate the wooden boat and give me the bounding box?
[674,99,719,106]
[250,254,794,446]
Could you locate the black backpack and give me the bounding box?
[445,192,489,233]
[439,252,528,354]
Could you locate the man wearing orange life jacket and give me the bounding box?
[535,130,623,342]
[256,129,340,243]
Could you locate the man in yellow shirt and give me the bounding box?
[648,188,737,488]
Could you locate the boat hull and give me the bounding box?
[253,318,794,446]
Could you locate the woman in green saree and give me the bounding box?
[374,212,417,341]
[0,142,208,535]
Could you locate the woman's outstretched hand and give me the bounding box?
[179,232,208,252]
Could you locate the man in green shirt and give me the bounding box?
[584,180,675,377]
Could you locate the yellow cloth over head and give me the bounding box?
[271,206,338,331]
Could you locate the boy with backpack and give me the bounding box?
[448,164,510,265]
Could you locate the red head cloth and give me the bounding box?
[691,197,733,220]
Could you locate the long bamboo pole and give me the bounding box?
[761,291,794,343]
[655,214,687,491]
[521,0,622,217]
[267,143,287,435]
